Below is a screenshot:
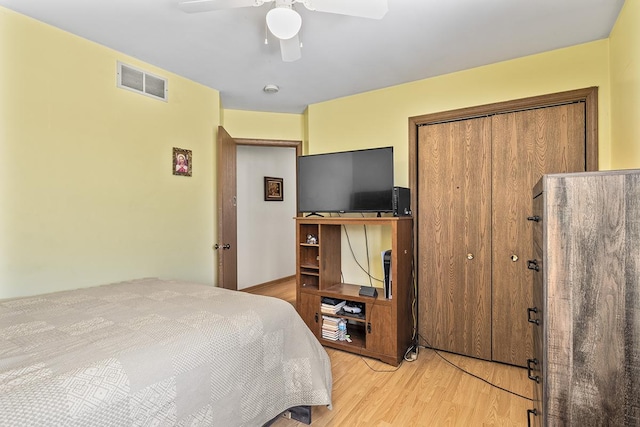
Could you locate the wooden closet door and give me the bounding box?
[418,117,492,360]
[491,103,586,366]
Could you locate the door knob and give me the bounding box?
[467,253,474,260]
[511,254,519,262]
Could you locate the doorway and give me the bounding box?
[216,126,302,290]
[236,145,297,290]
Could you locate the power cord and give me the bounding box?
[359,355,403,373]
[409,219,418,346]
[363,224,373,287]
[415,334,533,401]
[357,344,419,372]
[341,222,384,284]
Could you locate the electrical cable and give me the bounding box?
[341,222,383,283]
[410,220,418,345]
[359,354,402,372]
[416,334,533,401]
[363,224,373,287]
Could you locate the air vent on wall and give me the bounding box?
[117,61,168,101]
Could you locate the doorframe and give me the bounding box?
[408,86,598,254]
[407,87,598,350]
[218,134,302,290]
[235,138,303,153]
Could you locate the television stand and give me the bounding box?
[295,216,413,366]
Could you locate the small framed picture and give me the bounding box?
[264,177,283,201]
[173,147,192,177]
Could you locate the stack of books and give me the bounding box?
[320,297,346,315]
[321,315,340,341]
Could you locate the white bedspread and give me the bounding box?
[0,278,332,426]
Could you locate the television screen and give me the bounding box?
[297,147,394,214]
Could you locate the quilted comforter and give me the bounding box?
[0,278,332,426]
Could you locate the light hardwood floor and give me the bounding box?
[245,280,533,426]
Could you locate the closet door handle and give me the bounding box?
[528,307,540,325]
[527,408,538,427]
[527,259,540,271]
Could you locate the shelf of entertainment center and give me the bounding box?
[336,311,366,323]
[300,283,391,306]
[322,283,391,306]
[320,328,366,349]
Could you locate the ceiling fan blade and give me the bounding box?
[300,0,388,19]
[178,0,264,13]
[280,35,302,62]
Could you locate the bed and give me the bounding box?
[0,278,332,426]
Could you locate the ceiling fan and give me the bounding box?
[177,0,388,62]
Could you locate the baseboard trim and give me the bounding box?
[242,275,295,293]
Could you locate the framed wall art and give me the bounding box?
[264,177,283,201]
[173,147,192,177]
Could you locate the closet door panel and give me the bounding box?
[418,117,492,360]
[491,103,586,366]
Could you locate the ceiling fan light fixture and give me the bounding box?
[266,7,302,40]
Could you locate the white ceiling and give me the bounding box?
[1,0,625,113]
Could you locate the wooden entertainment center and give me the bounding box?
[295,216,413,366]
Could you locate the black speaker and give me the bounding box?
[392,187,411,216]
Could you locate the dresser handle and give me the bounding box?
[527,260,540,271]
[527,215,540,222]
[527,408,538,427]
[527,358,540,383]
[527,307,540,325]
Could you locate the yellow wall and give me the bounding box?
[308,40,612,186]
[609,0,640,169]
[0,8,221,298]
[222,109,304,141]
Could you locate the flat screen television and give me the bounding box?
[297,147,394,214]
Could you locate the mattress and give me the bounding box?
[0,278,332,426]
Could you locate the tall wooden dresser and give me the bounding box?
[526,170,640,426]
